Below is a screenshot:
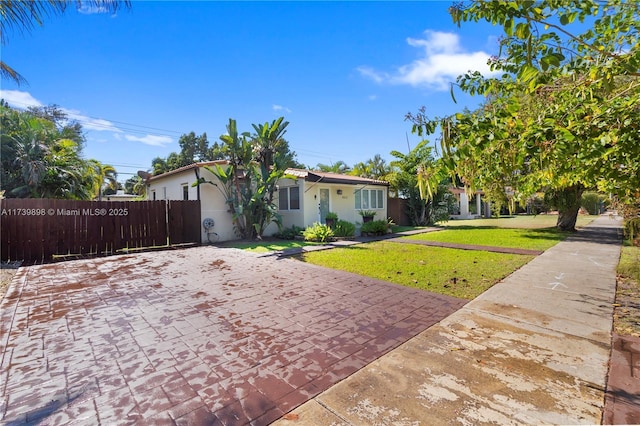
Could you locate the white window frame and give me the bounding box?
[355,188,385,210]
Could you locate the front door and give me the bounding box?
[319,188,330,223]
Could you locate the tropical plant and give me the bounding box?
[315,161,351,174]
[333,220,356,238]
[276,225,304,240]
[360,219,389,235]
[325,212,338,220]
[303,222,334,242]
[1,103,113,199]
[196,117,297,240]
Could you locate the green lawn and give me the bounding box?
[223,239,316,253]
[436,214,596,229]
[296,241,533,300]
[402,227,566,251]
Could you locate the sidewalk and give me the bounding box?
[274,215,625,425]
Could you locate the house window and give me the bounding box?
[355,189,384,210]
[279,186,300,210]
[182,184,189,200]
[151,190,156,201]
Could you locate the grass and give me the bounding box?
[436,214,596,229]
[296,241,533,300]
[614,243,640,336]
[402,227,567,251]
[223,239,317,253]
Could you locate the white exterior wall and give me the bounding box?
[273,180,388,231]
[147,167,238,243]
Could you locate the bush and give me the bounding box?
[303,223,334,242]
[581,191,606,215]
[360,219,389,235]
[624,217,640,245]
[333,220,355,238]
[276,225,304,240]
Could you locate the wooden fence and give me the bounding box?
[0,199,201,263]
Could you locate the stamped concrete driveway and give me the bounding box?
[0,246,465,425]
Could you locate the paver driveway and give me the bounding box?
[0,246,465,425]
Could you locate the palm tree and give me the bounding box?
[315,161,351,174]
[1,0,131,84]
[88,160,118,200]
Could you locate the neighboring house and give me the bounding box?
[449,187,489,219]
[147,162,390,243]
[104,190,139,202]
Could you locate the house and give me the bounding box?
[277,168,389,232]
[146,162,389,243]
[104,190,139,202]
[449,187,489,219]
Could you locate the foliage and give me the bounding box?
[360,219,389,235]
[196,117,296,240]
[409,1,640,231]
[303,222,334,242]
[389,140,448,226]
[276,225,304,240]
[624,218,640,245]
[358,210,376,218]
[1,1,131,85]
[618,246,640,283]
[315,161,351,174]
[325,211,338,220]
[124,175,147,197]
[297,241,533,300]
[333,220,356,238]
[350,154,392,181]
[580,191,606,215]
[0,103,115,199]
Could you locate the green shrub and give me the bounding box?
[624,217,640,244]
[333,220,355,237]
[360,219,389,235]
[276,225,304,240]
[303,222,334,242]
[581,191,606,215]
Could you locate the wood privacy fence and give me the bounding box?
[0,199,201,263]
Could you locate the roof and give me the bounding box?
[285,168,389,186]
[148,161,228,182]
[148,163,388,187]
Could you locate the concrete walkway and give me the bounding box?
[274,215,624,425]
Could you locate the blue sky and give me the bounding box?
[1,1,501,183]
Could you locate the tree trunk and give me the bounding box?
[555,186,583,232]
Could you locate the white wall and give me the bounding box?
[147,167,238,243]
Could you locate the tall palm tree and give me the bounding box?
[87,160,117,200]
[1,0,131,84]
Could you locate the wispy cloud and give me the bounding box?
[124,134,173,147]
[272,104,292,113]
[358,30,498,91]
[368,94,378,101]
[1,89,173,147]
[77,5,116,16]
[1,89,43,108]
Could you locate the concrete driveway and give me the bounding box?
[0,246,465,425]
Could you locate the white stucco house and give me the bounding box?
[449,187,490,219]
[146,162,389,243]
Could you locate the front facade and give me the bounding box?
[147,163,389,243]
[273,169,389,233]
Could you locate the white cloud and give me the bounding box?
[272,104,292,113]
[62,108,123,133]
[368,94,378,101]
[358,30,498,90]
[77,5,112,15]
[124,134,173,147]
[0,89,43,108]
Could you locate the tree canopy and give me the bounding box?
[1,103,117,199]
[409,0,640,230]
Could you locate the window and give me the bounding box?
[279,186,300,210]
[355,189,384,210]
[151,190,156,201]
[182,184,189,200]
